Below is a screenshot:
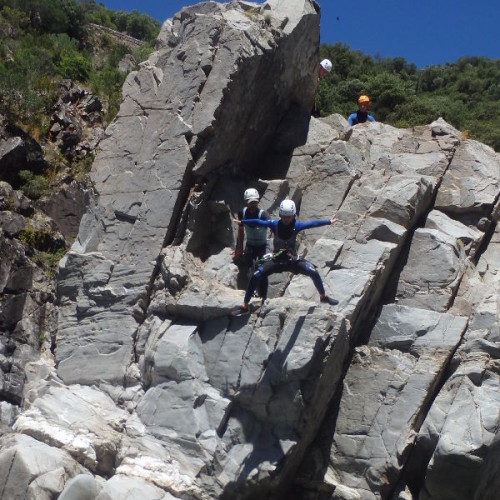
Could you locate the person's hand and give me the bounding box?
[330,217,338,224]
[233,218,242,226]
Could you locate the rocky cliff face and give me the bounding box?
[1,1,499,499]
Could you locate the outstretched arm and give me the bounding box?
[295,218,337,231]
[234,218,277,228]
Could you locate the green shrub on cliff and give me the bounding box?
[0,0,159,134]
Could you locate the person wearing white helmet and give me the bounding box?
[233,187,271,300]
[312,58,333,117]
[319,59,332,78]
[232,199,339,316]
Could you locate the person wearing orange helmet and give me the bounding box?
[348,95,375,126]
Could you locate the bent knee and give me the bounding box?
[305,262,318,274]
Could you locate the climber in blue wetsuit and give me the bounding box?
[348,94,375,126]
[231,199,339,316]
[232,187,270,299]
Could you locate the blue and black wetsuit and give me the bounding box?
[348,110,375,126]
[241,217,332,304]
[237,207,270,298]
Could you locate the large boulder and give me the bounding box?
[0,121,47,189]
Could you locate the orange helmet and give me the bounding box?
[358,95,370,104]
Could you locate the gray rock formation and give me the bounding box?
[1,1,499,499]
[49,80,106,161]
[0,119,47,188]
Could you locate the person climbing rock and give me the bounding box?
[318,58,332,81]
[231,199,338,316]
[232,187,271,299]
[312,58,332,118]
[348,94,375,126]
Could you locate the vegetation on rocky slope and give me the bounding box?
[0,0,160,136]
[1,1,499,160]
[0,0,161,275]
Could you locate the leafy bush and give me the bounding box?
[19,225,66,276]
[34,247,66,276]
[0,2,158,135]
[18,170,50,199]
[133,42,155,65]
[70,153,94,179]
[0,5,30,37]
[56,51,91,80]
[88,67,125,122]
[124,10,160,43]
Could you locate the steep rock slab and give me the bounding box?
[386,145,500,497]
[394,139,500,312]
[55,0,321,385]
[416,357,500,500]
[0,433,87,500]
[13,384,129,475]
[395,227,469,312]
[207,300,350,498]
[435,139,500,222]
[139,120,460,498]
[255,120,448,317]
[455,221,500,355]
[154,119,449,326]
[406,221,500,499]
[284,121,465,498]
[55,113,466,499]
[319,306,466,498]
[291,305,467,499]
[313,161,440,326]
[134,296,349,498]
[3,2,500,499]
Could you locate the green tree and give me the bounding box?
[366,73,410,120]
[0,5,30,37]
[125,11,152,40]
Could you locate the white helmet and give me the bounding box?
[279,199,296,216]
[244,188,260,202]
[320,59,332,73]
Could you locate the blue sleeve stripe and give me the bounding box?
[295,220,331,231]
[242,219,276,228]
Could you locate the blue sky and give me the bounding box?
[99,0,499,68]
